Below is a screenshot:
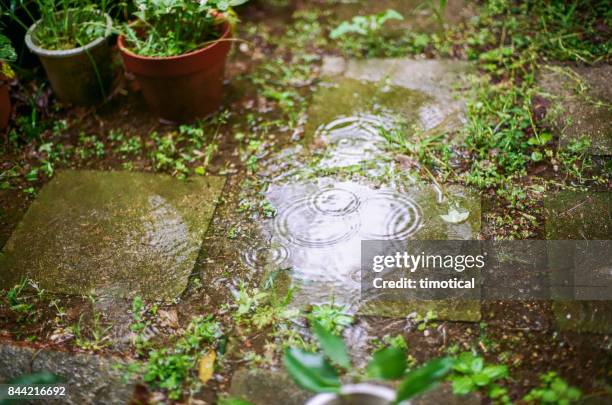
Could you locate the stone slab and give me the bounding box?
[0,170,225,300]
[0,344,135,404]
[539,64,612,155]
[544,191,610,240]
[229,368,310,405]
[322,58,471,102]
[545,191,612,334]
[261,180,481,321]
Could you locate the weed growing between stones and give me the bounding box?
[354,0,611,239]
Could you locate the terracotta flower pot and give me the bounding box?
[117,22,232,123]
[25,11,113,106]
[0,81,10,130]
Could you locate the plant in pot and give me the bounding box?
[284,321,454,405]
[117,0,248,123]
[7,0,114,105]
[0,32,16,129]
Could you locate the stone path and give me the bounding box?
[253,57,481,321]
[539,64,612,155]
[545,191,612,334]
[0,170,225,300]
[0,345,135,404]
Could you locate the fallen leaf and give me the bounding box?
[440,208,470,224]
[198,351,216,384]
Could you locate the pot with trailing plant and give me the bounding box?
[283,321,454,405]
[117,0,248,123]
[12,0,113,105]
[0,33,16,129]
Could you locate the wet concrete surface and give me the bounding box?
[0,170,225,300]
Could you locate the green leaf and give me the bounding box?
[378,9,404,25]
[482,365,508,381]
[283,348,341,393]
[395,357,454,403]
[470,356,484,373]
[312,321,351,369]
[366,347,407,380]
[451,375,475,395]
[472,372,491,386]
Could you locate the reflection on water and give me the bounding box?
[263,181,426,310]
[316,114,394,168]
[239,111,478,311]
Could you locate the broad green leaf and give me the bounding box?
[395,357,454,403]
[283,348,341,393]
[482,365,508,380]
[366,347,407,380]
[312,321,351,369]
[378,9,404,25]
[472,372,491,386]
[451,375,475,395]
[470,357,484,373]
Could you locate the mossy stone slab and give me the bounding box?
[229,368,310,405]
[539,65,612,155]
[545,191,612,333]
[0,344,136,404]
[0,170,225,300]
[316,57,473,139]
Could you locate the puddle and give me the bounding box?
[316,113,394,168]
[249,179,479,312]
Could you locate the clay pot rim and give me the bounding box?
[25,10,112,58]
[117,21,231,62]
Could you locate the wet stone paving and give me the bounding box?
[239,57,482,320]
[0,170,225,300]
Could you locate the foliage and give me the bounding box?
[284,321,454,403]
[69,295,112,351]
[329,9,404,57]
[0,33,16,78]
[523,371,582,404]
[307,303,353,335]
[142,315,223,399]
[6,0,110,50]
[448,352,509,397]
[5,278,34,313]
[122,0,248,57]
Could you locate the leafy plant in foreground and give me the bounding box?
[284,320,454,403]
[523,371,581,404]
[448,351,508,397]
